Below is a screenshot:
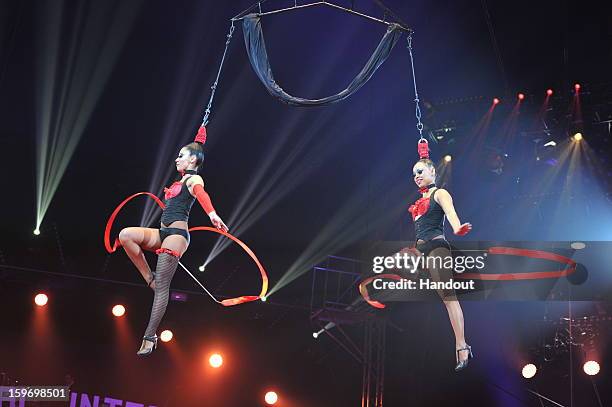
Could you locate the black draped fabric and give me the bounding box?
[242,14,403,106]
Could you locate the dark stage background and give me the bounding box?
[1,0,611,406]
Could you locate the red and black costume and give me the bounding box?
[142,170,204,344]
[159,169,218,241]
[159,173,196,243]
[408,184,451,255]
[141,128,221,351]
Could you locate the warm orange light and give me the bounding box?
[264,391,278,405]
[112,304,125,317]
[209,353,223,368]
[34,293,48,307]
[573,132,583,141]
[160,330,173,342]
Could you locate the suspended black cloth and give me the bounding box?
[242,14,402,106]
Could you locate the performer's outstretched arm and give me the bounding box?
[188,176,229,232]
[434,189,471,235]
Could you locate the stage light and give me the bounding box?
[261,296,267,302]
[573,132,583,141]
[34,293,48,307]
[493,97,500,105]
[33,228,41,236]
[209,353,223,368]
[546,89,553,96]
[444,155,452,163]
[543,140,556,147]
[35,2,142,235]
[518,93,525,100]
[112,304,125,317]
[583,360,600,376]
[264,391,278,405]
[522,363,537,379]
[574,83,581,91]
[160,330,173,342]
[312,332,319,339]
[198,264,205,272]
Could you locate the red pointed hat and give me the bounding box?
[195,125,207,144]
[417,138,429,159]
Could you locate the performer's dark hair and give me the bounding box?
[183,142,204,169]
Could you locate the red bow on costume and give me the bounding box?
[408,196,430,220]
[164,182,182,200]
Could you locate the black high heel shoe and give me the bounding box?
[137,335,158,356]
[455,345,473,372]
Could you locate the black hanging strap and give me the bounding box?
[242,14,402,107]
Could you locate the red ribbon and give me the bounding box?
[455,247,577,281]
[359,273,404,309]
[189,226,268,306]
[103,192,165,253]
[104,192,268,306]
[358,246,578,308]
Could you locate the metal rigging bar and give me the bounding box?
[231,0,412,33]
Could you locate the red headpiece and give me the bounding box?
[417,138,429,159]
[195,125,207,144]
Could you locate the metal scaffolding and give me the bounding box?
[310,255,386,407]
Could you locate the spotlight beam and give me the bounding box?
[268,147,410,296]
[195,27,361,264]
[139,9,228,228]
[35,0,143,231]
[205,108,347,267]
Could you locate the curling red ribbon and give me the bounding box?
[359,246,578,308]
[455,247,577,281]
[359,273,404,309]
[104,192,165,253]
[104,192,268,306]
[189,226,268,306]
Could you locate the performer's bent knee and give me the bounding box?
[118,227,136,244]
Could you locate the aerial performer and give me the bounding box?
[117,129,228,356]
[103,15,270,353]
[408,139,473,371]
